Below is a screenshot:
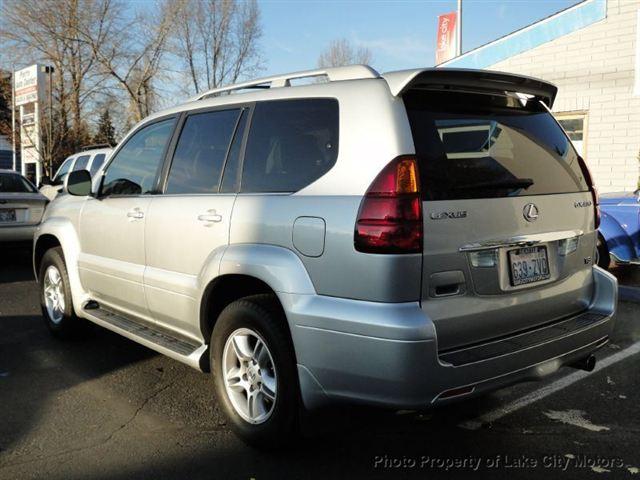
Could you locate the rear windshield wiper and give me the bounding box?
[453,178,534,190]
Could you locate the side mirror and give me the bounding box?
[65,170,92,196]
[40,176,51,186]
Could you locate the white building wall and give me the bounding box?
[489,0,640,193]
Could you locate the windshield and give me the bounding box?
[0,173,37,193]
[404,90,589,201]
[54,157,74,183]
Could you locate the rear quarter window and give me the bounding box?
[403,90,589,201]
[241,98,339,193]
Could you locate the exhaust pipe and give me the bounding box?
[570,354,596,372]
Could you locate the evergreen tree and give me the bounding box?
[0,74,12,138]
[93,109,116,146]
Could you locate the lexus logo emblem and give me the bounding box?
[523,203,539,222]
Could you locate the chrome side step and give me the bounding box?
[81,304,208,371]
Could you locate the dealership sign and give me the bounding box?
[13,64,51,184]
[436,12,458,65]
[14,65,46,106]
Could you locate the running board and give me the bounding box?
[82,304,208,371]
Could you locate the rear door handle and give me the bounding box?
[198,209,222,224]
[127,208,144,220]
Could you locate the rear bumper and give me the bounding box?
[283,266,617,410]
[0,224,37,242]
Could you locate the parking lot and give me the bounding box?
[0,245,639,480]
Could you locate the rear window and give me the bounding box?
[404,90,589,201]
[241,99,339,193]
[0,173,36,193]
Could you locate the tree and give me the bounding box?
[71,0,179,122]
[171,0,263,94]
[93,108,116,146]
[0,0,113,170]
[0,0,107,133]
[318,38,373,68]
[0,73,12,138]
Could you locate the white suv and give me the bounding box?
[39,147,112,201]
[34,66,617,447]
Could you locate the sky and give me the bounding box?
[259,0,583,75]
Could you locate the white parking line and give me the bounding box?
[459,341,640,430]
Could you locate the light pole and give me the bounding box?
[11,69,16,171]
[44,65,54,178]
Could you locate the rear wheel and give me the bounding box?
[211,294,299,448]
[596,235,610,269]
[39,247,83,337]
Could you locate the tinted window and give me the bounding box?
[0,173,36,193]
[166,109,240,194]
[241,99,339,193]
[220,109,248,193]
[89,154,107,176]
[54,157,74,184]
[72,155,90,172]
[102,119,175,196]
[404,90,588,200]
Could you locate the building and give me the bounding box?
[0,135,17,170]
[442,0,639,193]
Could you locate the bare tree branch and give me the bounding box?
[318,38,373,68]
[169,0,263,95]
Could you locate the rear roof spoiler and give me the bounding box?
[382,68,558,108]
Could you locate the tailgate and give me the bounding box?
[403,86,596,351]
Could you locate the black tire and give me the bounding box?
[39,247,83,337]
[211,294,300,448]
[596,235,611,270]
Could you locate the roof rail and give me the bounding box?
[194,65,379,101]
[81,143,113,151]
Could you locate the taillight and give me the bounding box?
[577,156,600,229]
[354,156,423,254]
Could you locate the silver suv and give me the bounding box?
[34,66,617,447]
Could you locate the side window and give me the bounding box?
[102,119,175,196]
[220,109,248,193]
[72,155,90,172]
[165,109,240,194]
[241,99,339,193]
[89,153,106,176]
[53,157,74,185]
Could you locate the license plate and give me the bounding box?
[0,209,16,222]
[508,246,550,286]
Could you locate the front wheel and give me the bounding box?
[39,247,83,337]
[211,294,300,448]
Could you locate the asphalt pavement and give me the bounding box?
[0,245,639,480]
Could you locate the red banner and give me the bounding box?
[435,12,458,65]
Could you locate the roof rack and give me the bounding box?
[81,143,113,151]
[194,65,379,101]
